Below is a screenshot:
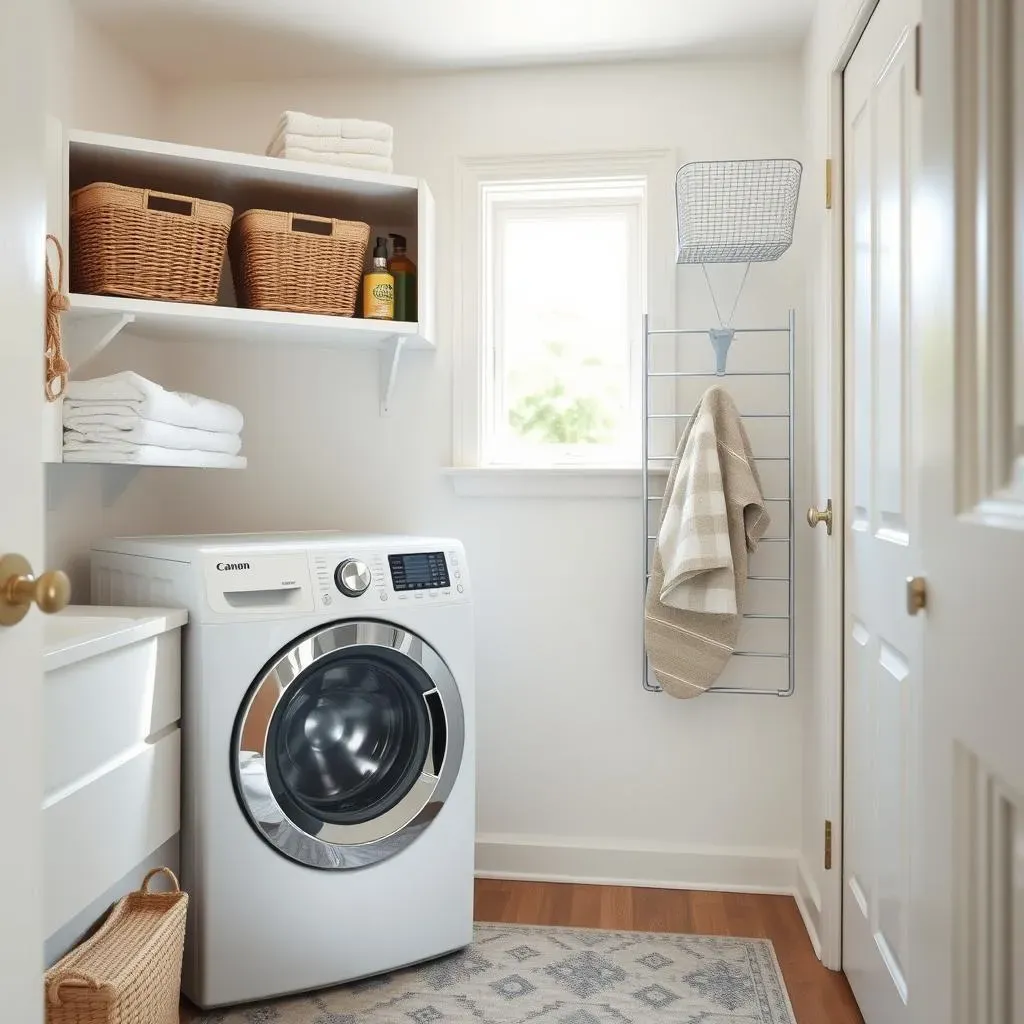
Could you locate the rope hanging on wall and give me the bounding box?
[44,233,70,402]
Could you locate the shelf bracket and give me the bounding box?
[379,336,406,415]
[63,311,135,373]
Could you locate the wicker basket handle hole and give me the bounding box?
[141,866,181,893]
[291,215,333,236]
[145,192,195,218]
[47,970,104,1006]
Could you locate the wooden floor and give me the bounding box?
[474,879,863,1024]
[182,880,863,1023]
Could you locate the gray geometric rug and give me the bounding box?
[188,923,797,1023]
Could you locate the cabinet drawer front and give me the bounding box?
[44,631,181,796]
[43,729,180,935]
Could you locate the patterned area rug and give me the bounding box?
[188,923,797,1023]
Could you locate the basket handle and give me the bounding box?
[144,190,196,218]
[140,866,181,893]
[46,969,106,1007]
[290,213,334,237]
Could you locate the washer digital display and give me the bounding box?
[388,552,450,591]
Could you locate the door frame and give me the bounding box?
[811,0,882,972]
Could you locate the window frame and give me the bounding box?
[452,150,677,497]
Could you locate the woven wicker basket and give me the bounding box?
[45,867,188,1024]
[71,182,232,305]
[230,209,370,316]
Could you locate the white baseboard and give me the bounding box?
[794,853,823,960]
[475,834,799,895]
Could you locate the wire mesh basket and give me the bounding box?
[675,159,802,264]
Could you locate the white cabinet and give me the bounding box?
[42,607,187,937]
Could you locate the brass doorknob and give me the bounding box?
[0,553,71,626]
[906,576,927,616]
[806,499,833,535]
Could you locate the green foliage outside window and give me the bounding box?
[508,381,616,445]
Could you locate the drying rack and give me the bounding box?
[641,310,796,696]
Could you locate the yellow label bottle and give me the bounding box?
[363,236,395,320]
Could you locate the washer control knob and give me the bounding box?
[335,558,371,597]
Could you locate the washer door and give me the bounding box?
[234,620,464,870]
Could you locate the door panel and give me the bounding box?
[843,1,921,1021]
[912,1,1024,1022]
[0,0,46,1017]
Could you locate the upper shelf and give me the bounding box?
[60,128,437,416]
[68,130,420,223]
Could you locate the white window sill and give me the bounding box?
[442,465,667,499]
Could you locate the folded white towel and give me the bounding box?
[275,111,393,143]
[269,148,394,173]
[64,420,242,455]
[64,372,243,434]
[62,441,246,468]
[267,132,392,158]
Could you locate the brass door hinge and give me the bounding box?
[825,159,833,210]
[824,820,833,870]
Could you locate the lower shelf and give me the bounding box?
[60,452,247,469]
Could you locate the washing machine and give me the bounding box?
[90,532,475,1009]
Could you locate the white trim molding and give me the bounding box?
[795,853,824,960]
[452,149,678,482]
[442,464,669,499]
[803,0,882,972]
[475,833,799,895]
[444,466,643,499]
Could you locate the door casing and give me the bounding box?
[808,0,885,973]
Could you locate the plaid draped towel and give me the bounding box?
[644,386,770,698]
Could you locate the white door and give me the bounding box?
[0,0,48,1020]
[912,0,1024,1021]
[842,1,922,1021]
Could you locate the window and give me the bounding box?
[453,152,675,494]
[483,178,644,466]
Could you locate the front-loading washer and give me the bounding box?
[91,532,475,1009]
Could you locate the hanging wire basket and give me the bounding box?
[675,159,803,265]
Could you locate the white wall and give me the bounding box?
[45,4,178,585]
[148,57,811,889]
[42,7,185,956]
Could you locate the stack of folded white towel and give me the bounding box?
[266,110,394,174]
[62,371,246,468]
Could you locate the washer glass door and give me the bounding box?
[234,620,464,870]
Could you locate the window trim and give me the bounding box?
[452,150,677,494]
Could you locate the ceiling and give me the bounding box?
[71,0,817,83]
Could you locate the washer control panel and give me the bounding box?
[310,545,468,610]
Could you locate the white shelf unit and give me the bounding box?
[46,128,436,464]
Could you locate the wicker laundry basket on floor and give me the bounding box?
[45,867,188,1024]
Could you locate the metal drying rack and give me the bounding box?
[641,310,796,696]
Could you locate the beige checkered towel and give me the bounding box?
[645,386,770,698]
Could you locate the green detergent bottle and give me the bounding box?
[388,233,417,323]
